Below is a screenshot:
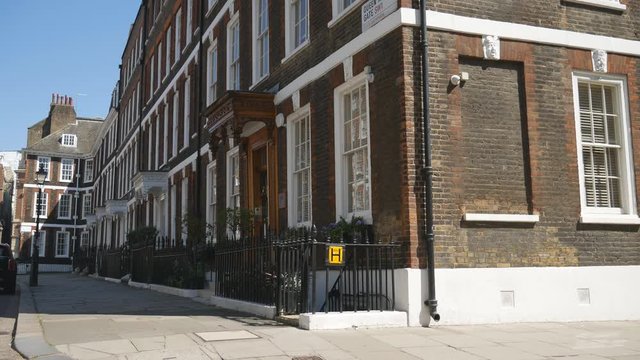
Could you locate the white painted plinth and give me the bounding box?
[299,311,408,330]
[395,266,640,326]
[148,284,198,298]
[104,277,121,284]
[128,280,150,290]
[127,281,198,298]
[209,296,277,319]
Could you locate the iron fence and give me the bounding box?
[97,245,129,279]
[212,228,399,315]
[214,235,279,306]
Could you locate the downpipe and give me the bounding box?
[419,0,440,322]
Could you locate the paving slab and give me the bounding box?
[195,330,258,342]
[206,338,285,359]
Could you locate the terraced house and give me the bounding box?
[72,0,640,327]
[14,95,101,273]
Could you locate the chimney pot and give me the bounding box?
[70,97,74,106]
[51,94,55,104]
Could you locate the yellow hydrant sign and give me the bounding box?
[327,245,345,266]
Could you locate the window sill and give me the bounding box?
[281,40,310,65]
[328,1,363,28]
[563,0,626,11]
[250,74,269,91]
[463,213,540,223]
[580,214,640,225]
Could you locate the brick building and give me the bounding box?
[0,151,22,253]
[79,0,640,326]
[14,95,102,273]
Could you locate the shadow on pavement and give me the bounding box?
[18,273,284,328]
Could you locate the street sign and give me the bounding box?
[327,245,345,266]
[361,0,397,32]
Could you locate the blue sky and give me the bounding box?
[0,1,141,151]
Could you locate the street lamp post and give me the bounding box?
[30,164,48,287]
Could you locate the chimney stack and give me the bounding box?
[50,93,74,107]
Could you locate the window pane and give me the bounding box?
[578,80,624,210]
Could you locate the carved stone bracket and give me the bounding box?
[592,49,608,73]
[482,35,500,60]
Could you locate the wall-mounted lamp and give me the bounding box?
[365,66,375,83]
[275,113,285,128]
[450,72,469,86]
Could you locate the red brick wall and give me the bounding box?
[425,31,640,268]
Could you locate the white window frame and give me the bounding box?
[334,72,373,223]
[186,0,192,44]
[175,8,182,63]
[563,0,626,11]
[207,41,218,105]
[166,26,172,76]
[158,40,163,80]
[226,146,241,210]
[171,183,177,239]
[183,77,190,149]
[284,0,309,59]
[287,104,312,227]
[227,13,241,90]
[172,91,180,158]
[61,134,77,147]
[572,72,639,225]
[207,0,218,14]
[57,193,72,220]
[206,161,218,242]
[181,176,189,244]
[252,0,269,85]
[150,54,155,96]
[33,192,48,219]
[163,101,169,165]
[55,231,70,258]
[37,157,51,181]
[60,158,74,182]
[330,0,361,26]
[31,231,46,258]
[84,159,94,182]
[82,193,92,219]
[80,231,90,248]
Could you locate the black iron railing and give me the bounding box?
[212,228,399,315]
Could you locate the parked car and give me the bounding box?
[0,243,17,294]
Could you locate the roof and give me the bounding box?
[25,118,104,156]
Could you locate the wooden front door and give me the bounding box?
[246,128,278,239]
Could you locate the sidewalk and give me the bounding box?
[14,273,640,360]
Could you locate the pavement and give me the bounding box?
[12,273,640,360]
[0,284,22,360]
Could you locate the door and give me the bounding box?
[252,146,269,239]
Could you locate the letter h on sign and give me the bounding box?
[327,245,345,266]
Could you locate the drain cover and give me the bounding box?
[195,330,259,342]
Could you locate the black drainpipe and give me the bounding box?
[138,0,147,174]
[419,0,440,322]
[195,0,205,219]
